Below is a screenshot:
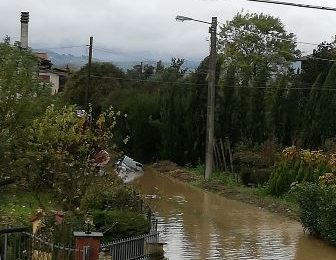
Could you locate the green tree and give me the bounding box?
[120,91,161,162]
[301,38,336,86]
[63,62,126,116]
[301,64,336,147]
[19,105,121,210]
[218,12,298,81]
[0,41,53,186]
[217,12,299,146]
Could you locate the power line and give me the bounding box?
[246,0,336,11]
[92,34,330,67]
[93,47,117,54]
[218,26,321,47]
[95,43,336,65]
[66,73,336,91]
[220,34,336,63]
[93,47,203,67]
[33,45,87,50]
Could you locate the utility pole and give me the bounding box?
[205,17,217,180]
[86,36,93,110]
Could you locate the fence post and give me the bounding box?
[83,246,90,260]
[74,232,103,260]
[3,231,7,260]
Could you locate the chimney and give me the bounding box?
[20,12,29,49]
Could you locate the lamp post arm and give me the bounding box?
[175,15,212,25]
[190,18,212,25]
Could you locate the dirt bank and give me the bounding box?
[151,161,299,221]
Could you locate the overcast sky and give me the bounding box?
[1,0,336,61]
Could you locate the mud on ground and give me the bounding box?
[151,161,299,221]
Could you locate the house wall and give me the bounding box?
[49,73,60,94]
[39,72,60,94]
[291,60,302,74]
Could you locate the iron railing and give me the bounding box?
[0,217,163,260]
[100,232,162,260]
[0,228,80,260]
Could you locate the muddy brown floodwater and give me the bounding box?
[132,168,336,260]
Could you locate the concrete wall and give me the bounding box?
[39,72,60,94]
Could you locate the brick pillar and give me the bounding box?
[73,232,103,260]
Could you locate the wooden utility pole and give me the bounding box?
[205,17,217,180]
[86,36,93,109]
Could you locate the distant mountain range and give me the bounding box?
[34,49,96,70]
[34,50,200,71]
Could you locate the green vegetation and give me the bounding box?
[62,11,336,168]
[0,40,150,242]
[266,146,336,245]
[183,164,299,220]
[294,179,336,245]
[269,147,330,196]
[60,12,336,245]
[93,210,150,241]
[0,189,56,225]
[3,9,336,247]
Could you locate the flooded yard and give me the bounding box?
[133,168,336,260]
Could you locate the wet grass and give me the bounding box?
[151,161,299,220]
[0,186,56,225]
[182,165,299,220]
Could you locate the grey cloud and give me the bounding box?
[1,0,336,61]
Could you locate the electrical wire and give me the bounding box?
[32,45,88,50]
[65,73,336,91]
[92,34,336,64]
[217,22,321,47]
[246,0,336,12]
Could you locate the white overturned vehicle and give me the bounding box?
[115,155,143,183]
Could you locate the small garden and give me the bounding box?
[0,42,150,245]
[0,105,151,245]
[271,146,336,246]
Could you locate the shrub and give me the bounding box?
[234,145,264,168]
[35,211,84,245]
[210,172,236,187]
[294,183,322,235]
[80,177,144,213]
[294,178,336,245]
[234,139,280,168]
[234,140,279,186]
[92,210,150,241]
[318,186,336,245]
[269,146,331,196]
[240,167,271,186]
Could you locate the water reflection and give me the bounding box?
[133,168,336,260]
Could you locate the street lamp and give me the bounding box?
[176,15,218,180]
[175,15,212,25]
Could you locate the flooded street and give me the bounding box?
[132,168,336,260]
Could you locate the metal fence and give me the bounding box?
[0,228,80,260]
[100,232,162,260]
[1,218,163,260]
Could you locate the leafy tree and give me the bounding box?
[0,41,53,186]
[120,92,161,162]
[218,12,298,81]
[301,38,336,86]
[301,64,336,147]
[217,12,299,147]
[19,105,122,210]
[63,62,126,116]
